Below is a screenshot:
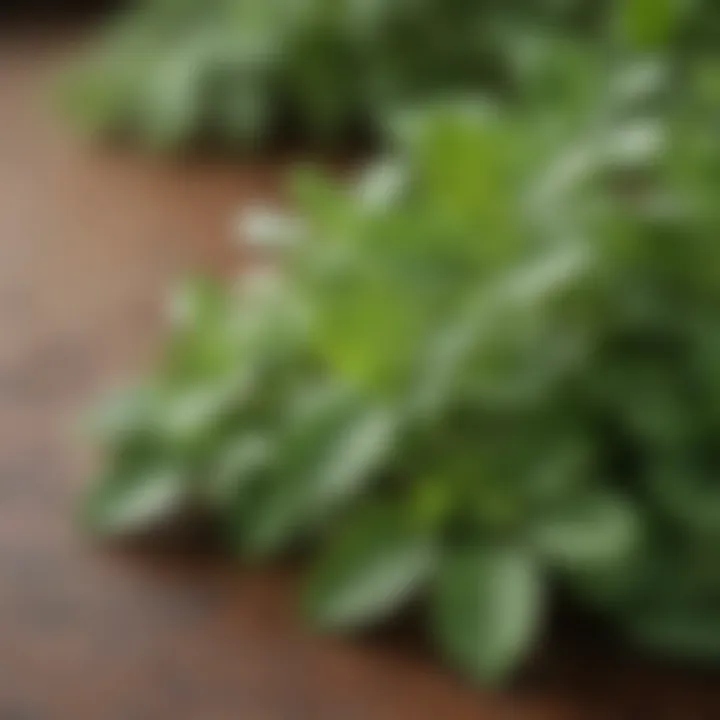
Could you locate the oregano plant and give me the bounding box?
[82,0,720,684]
[86,50,720,679]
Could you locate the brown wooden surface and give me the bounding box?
[0,29,719,720]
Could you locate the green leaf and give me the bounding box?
[84,465,187,536]
[206,433,272,506]
[239,395,397,557]
[140,49,204,150]
[432,543,544,684]
[304,503,436,629]
[533,491,642,570]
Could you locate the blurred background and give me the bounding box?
[0,4,719,719]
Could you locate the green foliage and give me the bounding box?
[61,0,607,151]
[433,543,543,682]
[304,501,436,629]
[83,0,720,685]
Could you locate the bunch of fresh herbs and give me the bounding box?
[83,0,720,683]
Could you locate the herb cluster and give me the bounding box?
[61,0,606,150]
[83,0,720,683]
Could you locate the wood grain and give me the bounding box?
[0,28,718,720]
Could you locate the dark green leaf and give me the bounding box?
[304,503,436,629]
[432,544,544,683]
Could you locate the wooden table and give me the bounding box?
[0,29,718,720]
